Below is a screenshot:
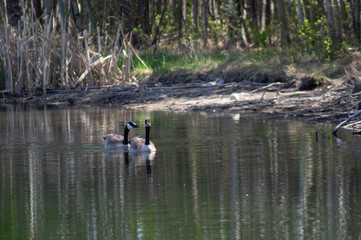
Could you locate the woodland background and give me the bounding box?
[1,0,361,95]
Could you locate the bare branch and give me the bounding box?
[332,109,361,135]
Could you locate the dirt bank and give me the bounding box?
[1,71,361,133]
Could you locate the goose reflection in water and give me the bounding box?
[104,151,155,182]
[128,151,156,182]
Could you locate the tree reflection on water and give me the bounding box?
[0,104,361,239]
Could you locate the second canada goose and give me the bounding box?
[103,122,139,150]
[130,119,156,152]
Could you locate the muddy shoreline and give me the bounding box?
[1,75,361,133]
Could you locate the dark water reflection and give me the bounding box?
[1,104,361,239]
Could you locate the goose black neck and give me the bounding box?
[123,126,130,144]
[145,126,150,145]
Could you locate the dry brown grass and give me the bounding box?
[0,8,139,95]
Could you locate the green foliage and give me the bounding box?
[241,47,280,63]
[132,24,144,37]
[253,27,271,48]
[323,37,333,61]
[293,17,349,62]
[129,53,233,75]
[294,18,327,60]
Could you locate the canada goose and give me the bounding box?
[130,119,156,152]
[103,122,139,150]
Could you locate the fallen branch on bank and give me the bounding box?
[344,120,361,134]
[332,109,361,135]
[251,82,284,93]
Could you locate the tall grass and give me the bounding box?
[0,6,138,95]
[0,5,235,96]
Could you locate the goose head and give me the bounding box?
[126,122,140,129]
[144,119,151,127]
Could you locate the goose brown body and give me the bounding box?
[130,119,156,153]
[104,122,139,150]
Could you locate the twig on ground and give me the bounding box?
[252,82,283,93]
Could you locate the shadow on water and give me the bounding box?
[1,105,361,239]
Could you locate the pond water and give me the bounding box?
[1,105,361,239]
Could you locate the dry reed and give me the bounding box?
[0,5,144,96]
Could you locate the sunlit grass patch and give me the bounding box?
[130,53,236,75]
[120,47,353,84]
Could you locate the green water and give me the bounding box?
[1,105,361,239]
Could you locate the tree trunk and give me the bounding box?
[183,0,187,20]
[265,0,272,26]
[332,0,342,40]
[296,0,305,26]
[303,0,312,23]
[325,0,336,43]
[85,0,97,35]
[176,0,184,49]
[151,0,169,53]
[339,0,348,35]
[139,0,150,35]
[235,0,246,47]
[227,0,236,48]
[250,0,258,30]
[70,0,83,33]
[210,0,218,19]
[202,0,209,45]
[192,0,199,37]
[353,0,360,44]
[258,0,264,31]
[277,0,290,46]
[208,0,220,47]
[144,0,150,35]
[192,0,199,53]
[265,0,273,44]
[151,0,155,35]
